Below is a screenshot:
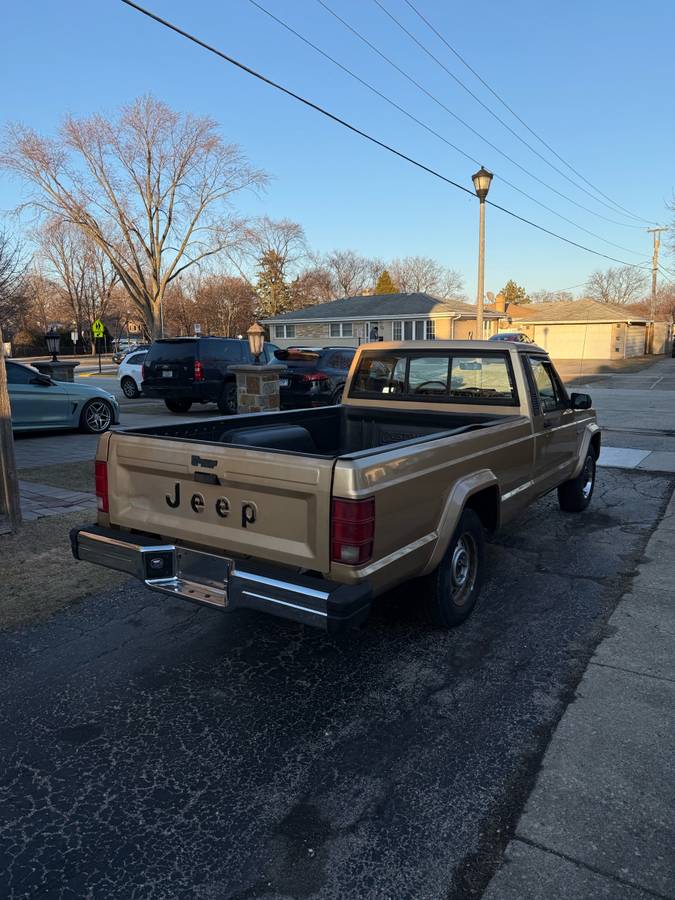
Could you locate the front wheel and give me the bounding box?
[80,399,114,434]
[331,385,345,405]
[558,449,596,512]
[121,376,140,399]
[164,398,193,414]
[420,508,484,628]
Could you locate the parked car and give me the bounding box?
[6,360,119,433]
[73,340,599,633]
[275,347,356,408]
[488,332,534,343]
[141,337,280,414]
[112,342,149,365]
[117,349,148,398]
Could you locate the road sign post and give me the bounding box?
[92,319,105,374]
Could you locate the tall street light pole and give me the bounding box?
[647,227,667,323]
[472,167,493,340]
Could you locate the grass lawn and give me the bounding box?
[19,460,95,493]
[0,509,129,630]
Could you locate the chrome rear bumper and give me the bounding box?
[71,525,371,633]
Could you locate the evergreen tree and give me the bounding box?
[374,269,398,294]
[500,279,530,305]
[255,250,290,317]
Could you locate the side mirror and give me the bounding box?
[570,392,592,410]
[30,374,53,387]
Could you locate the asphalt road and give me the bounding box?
[1,468,672,900]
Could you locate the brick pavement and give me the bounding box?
[19,480,96,522]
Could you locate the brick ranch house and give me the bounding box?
[262,292,504,348]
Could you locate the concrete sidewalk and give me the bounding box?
[483,488,675,900]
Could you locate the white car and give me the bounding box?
[117,348,148,399]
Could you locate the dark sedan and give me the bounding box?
[275,347,356,408]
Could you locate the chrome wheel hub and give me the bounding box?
[582,457,594,499]
[449,533,477,606]
[86,401,111,432]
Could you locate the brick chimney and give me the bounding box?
[495,292,506,313]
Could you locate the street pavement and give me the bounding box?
[0,468,671,899]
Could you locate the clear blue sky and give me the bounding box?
[2,0,673,299]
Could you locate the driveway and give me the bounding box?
[0,468,671,899]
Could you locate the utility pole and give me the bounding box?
[647,227,668,322]
[0,326,21,532]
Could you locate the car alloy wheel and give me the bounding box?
[121,377,139,398]
[84,400,113,433]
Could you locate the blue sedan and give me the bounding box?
[7,360,120,433]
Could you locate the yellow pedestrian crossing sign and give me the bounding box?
[92,319,105,338]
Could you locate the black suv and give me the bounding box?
[142,337,279,414]
[275,347,356,409]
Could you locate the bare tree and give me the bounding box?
[290,265,334,308]
[38,220,119,350]
[529,289,574,304]
[585,266,647,305]
[1,96,266,337]
[0,230,29,334]
[322,249,382,297]
[389,255,464,298]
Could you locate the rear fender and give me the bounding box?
[419,469,499,577]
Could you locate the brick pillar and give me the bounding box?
[229,364,287,414]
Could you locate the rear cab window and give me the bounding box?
[349,350,518,405]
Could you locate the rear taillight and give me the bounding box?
[298,372,328,383]
[194,360,204,381]
[331,497,375,566]
[95,460,109,513]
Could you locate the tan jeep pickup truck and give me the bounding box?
[72,341,600,632]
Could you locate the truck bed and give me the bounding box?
[122,405,511,459]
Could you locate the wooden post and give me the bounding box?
[0,326,21,531]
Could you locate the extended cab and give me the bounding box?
[72,342,600,633]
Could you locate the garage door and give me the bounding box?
[532,323,610,359]
[625,325,646,357]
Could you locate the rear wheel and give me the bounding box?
[217,383,237,415]
[558,449,596,512]
[121,376,140,399]
[80,399,114,434]
[331,384,345,405]
[165,398,193,414]
[420,508,484,628]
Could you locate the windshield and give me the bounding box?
[349,350,518,405]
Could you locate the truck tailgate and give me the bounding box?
[105,433,335,571]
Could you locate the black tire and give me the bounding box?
[331,385,345,405]
[80,398,114,434]
[420,508,484,628]
[217,383,237,415]
[164,398,193,414]
[558,449,596,512]
[121,376,140,399]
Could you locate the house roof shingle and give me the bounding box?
[261,292,502,322]
[492,298,648,324]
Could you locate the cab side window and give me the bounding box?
[528,357,565,413]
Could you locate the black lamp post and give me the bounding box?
[45,327,61,362]
[247,322,266,365]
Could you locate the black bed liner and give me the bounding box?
[118,405,516,460]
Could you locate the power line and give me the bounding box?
[368,0,651,230]
[401,0,657,227]
[318,0,645,231]
[118,0,650,270]
[250,0,646,258]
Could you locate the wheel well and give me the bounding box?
[590,433,601,460]
[465,485,499,534]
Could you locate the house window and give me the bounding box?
[274,324,295,339]
[395,320,432,341]
[329,322,353,338]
